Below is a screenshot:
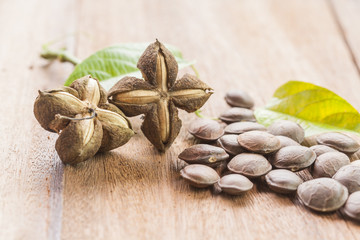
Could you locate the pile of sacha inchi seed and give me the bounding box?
[178,90,360,222]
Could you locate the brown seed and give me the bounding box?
[316,132,360,153]
[267,120,305,143]
[271,146,316,171]
[333,165,360,194]
[178,144,229,166]
[217,134,246,155]
[237,130,281,154]
[224,90,254,109]
[276,136,300,148]
[228,153,272,178]
[265,169,303,194]
[224,121,266,135]
[341,191,360,221]
[180,164,220,188]
[188,118,224,141]
[219,107,256,123]
[218,174,253,195]
[351,160,360,167]
[312,152,350,178]
[310,144,338,157]
[297,178,348,212]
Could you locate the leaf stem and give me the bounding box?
[191,65,200,78]
[41,44,80,66]
[195,109,219,121]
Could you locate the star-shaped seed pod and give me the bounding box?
[108,40,213,151]
[34,75,134,165]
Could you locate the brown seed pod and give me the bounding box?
[219,107,256,123]
[188,118,224,141]
[237,130,281,154]
[270,146,316,171]
[312,152,350,178]
[224,90,254,109]
[310,144,338,157]
[333,164,360,194]
[267,120,305,143]
[218,174,253,195]
[108,40,213,151]
[180,164,220,188]
[297,178,348,212]
[217,134,246,155]
[265,169,303,194]
[34,90,86,132]
[34,76,134,165]
[55,113,103,165]
[228,153,272,178]
[316,132,360,153]
[178,144,229,166]
[224,121,266,135]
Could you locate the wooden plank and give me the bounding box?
[60,0,360,240]
[331,0,360,75]
[0,0,77,239]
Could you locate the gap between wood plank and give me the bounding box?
[328,0,360,78]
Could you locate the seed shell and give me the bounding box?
[267,120,305,143]
[218,174,253,195]
[188,118,224,141]
[310,144,338,157]
[341,191,360,221]
[237,130,281,154]
[297,178,348,212]
[178,144,229,166]
[271,146,316,171]
[228,153,272,178]
[225,90,254,108]
[265,169,303,194]
[219,107,256,123]
[312,152,350,178]
[316,132,360,153]
[333,164,360,194]
[217,134,246,155]
[180,164,220,188]
[224,121,266,135]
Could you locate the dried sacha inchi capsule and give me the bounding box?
[297,178,348,212]
[108,40,213,151]
[34,75,134,165]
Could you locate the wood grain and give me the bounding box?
[1,0,360,239]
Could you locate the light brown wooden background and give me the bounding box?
[1,0,360,239]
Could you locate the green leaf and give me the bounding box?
[254,81,360,136]
[64,43,195,90]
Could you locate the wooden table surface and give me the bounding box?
[1,0,360,239]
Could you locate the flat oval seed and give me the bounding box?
[228,153,272,178]
[265,169,303,194]
[277,136,300,148]
[316,132,360,153]
[312,152,350,178]
[217,134,245,155]
[219,107,256,123]
[188,118,224,141]
[351,160,360,167]
[178,144,229,166]
[267,120,305,143]
[297,178,348,212]
[224,121,266,134]
[225,90,254,108]
[333,165,360,194]
[180,164,220,188]
[271,146,316,171]
[342,191,360,221]
[310,144,338,157]
[237,130,281,154]
[218,174,253,195]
